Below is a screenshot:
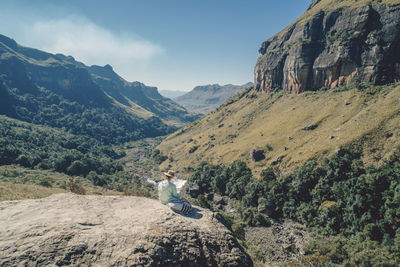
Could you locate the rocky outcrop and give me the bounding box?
[254,1,400,93]
[0,193,252,266]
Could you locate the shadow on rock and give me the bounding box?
[175,207,203,219]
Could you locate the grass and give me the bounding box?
[0,181,66,201]
[0,165,123,201]
[157,83,400,178]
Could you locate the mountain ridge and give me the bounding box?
[0,34,198,142]
[174,82,252,114]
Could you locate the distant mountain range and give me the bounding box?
[0,34,200,143]
[173,83,252,114]
[159,90,187,99]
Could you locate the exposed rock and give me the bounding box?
[250,148,266,161]
[302,124,319,131]
[188,145,199,154]
[255,1,400,93]
[0,193,252,266]
[308,0,322,10]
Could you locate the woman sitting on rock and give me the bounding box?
[158,170,192,214]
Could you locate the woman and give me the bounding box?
[158,170,192,214]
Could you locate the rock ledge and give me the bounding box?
[0,193,252,266]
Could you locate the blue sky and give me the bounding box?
[1,0,310,91]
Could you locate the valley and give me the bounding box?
[1,0,400,266]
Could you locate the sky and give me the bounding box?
[1,0,310,91]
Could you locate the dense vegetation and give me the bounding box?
[0,116,151,194]
[0,82,172,144]
[188,149,400,265]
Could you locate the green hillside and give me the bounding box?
[0,115,153,198]
[88,65,201,127]
[0,34,196,144]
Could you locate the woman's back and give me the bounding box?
[158,180,180,204]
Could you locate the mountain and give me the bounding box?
[159,89,187,99]
[87,65,201,126]
[0,34,198,144]
[157,0,400,177]
[255,0,400,93]
[174,83,252,114]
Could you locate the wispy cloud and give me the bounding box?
[29,16,163,64]
[1,13,163,81]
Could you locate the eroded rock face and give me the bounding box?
[255,2,400,93]
[0,193,252,266]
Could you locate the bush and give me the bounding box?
[231,221,246,240]
[38,177,52,188]
[67,178,86,195]
[240,207,271,227]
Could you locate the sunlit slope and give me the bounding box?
[157,84,400,177]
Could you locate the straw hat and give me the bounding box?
[164,170,176,178]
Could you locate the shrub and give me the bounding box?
[67,178,86,195]
[231,221,246,240]
[38,177,52,188]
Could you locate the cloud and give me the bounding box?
[2,13,163,81]
[30,16,163,64]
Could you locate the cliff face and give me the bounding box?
[0,193,252,266]
[254,1,400,93]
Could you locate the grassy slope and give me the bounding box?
[0,181,66,201]
[157,84,400,177]
[0,165,123,201]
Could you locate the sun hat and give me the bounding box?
[164,170,176,178]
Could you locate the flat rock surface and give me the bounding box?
[0,193,252,266]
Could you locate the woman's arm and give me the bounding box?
[179,185,185,200]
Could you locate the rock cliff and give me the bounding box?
[254,0,400,93]
[0,193,252,266]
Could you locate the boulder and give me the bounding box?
[0,193,252,266]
